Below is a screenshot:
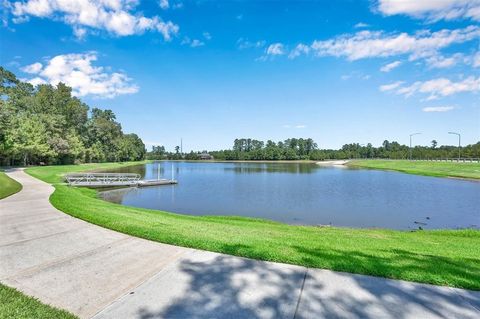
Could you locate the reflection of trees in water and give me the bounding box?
[99,187,139,204]
[226,163,320,174]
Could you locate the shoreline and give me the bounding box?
[23,162,480,290]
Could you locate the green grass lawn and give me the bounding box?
[0,284,77,319]
[0,171,22,199]
[348,159,480,179]
[26,162,480,290]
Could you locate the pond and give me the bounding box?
[99,161,480,230]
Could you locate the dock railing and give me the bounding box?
[65,173,141,187]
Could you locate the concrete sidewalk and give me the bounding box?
[1,169,479,319]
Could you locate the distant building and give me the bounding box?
[199,152,214,160]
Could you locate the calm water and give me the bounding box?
[99,161,480,230]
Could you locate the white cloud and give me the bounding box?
[256,43,285,61]
[266,43,285,56]
[237,38,265,49]
[21,52,139,99]
[473,52,480,67]
[354,22,369,28]
[380,60,401,72]
[21,62,43,73]
[73,26,87,39]
[422,106,455,112]
[424,53,465,68]
[379,81,404,92]
[25,77,47,86]
[341,71,371,81]
[305,26,480,61]
[203,32,211,40]
[283,124,306,129]
[288,44,310,59]
[190,39,204,47]
[159,0,169,10]
[181,37,205,48]
[172,2,183,9]
[11,0,179,40]
[377,0,480,22]
[387,76,480,100]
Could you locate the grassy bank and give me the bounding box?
[0,284,77,319]
[348,160,480,179]
[26,162,480,290]
[0,171,22,199]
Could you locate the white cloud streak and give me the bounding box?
[380,60,401,72]
[377,0,480,22]
[266,43,285,56]
[473,52,480,67]
[190,39,204,47]
[237,38,266,50]
[382,77,480,100]
[22,52,139,99]
[379,81,404,91]
[424,53,466,68]
[283,124,307,129]
[159,0,169,10]
[11,0,179,39]
[21,62,43,73]
[354,22,369,28]
[289,44,310,59]
[422,106,455,112]
[181,37,205,48]
[305,26,480,61]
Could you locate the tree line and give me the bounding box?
[0,68,146,166]
[147,138,480,161]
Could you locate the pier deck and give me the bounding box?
[65,173,177,188]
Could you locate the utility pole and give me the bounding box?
[409,133,421,160]
[180,138,183,155]
[448,132,461,161]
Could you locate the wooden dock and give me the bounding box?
[65,173,177,188]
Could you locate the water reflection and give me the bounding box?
[226,163,321,174]
[99,187,139,204]
[99,161,480,230]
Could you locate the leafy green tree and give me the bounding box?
[0,68,145,165]
[6,114,55,165]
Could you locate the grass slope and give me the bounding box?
[0,284,77,319]
[348,160,480,179]
[26,162,480,290]
[0,171,22,199]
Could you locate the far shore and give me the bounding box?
[154,159,352,164]
[155,159,320,164]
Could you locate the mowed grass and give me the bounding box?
[0,284,77,319]
[0,171,22,199]
[26,162,480,290]
[348,159,480,179]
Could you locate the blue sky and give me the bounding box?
[1,0,479,151]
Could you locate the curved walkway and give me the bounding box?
[1,169,479,319]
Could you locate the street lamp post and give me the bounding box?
[409,133,421,160]
[448,132,461,161]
